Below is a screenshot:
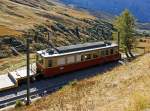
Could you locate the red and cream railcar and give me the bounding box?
[36,42,121,77]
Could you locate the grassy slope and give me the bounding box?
[0,0,95,36]
[0,0,113,75]
[0,0,95,73]
[10,54,150,111]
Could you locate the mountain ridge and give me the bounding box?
[59,0,150,23]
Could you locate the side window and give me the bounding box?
[110,49,114,55]
[81,55,84,61]
[85,54,91,60]
[57,57,66,66]
[67,56,75,64]
[81,54,91,61]
[48,59,52,67]
[101,50,105,56]
[105,49,109,56]
[93,53,99,58]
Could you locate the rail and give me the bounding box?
[0,81,67,109]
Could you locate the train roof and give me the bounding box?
[37,41,118,58]
[57,42,107,53]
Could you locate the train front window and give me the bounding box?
[37,55,44,64]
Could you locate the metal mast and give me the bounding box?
[118,31,120,51]
[26,37,30,105]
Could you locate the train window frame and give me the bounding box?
[110,49,114,55]
[105,49,109,56]
[81,55,85,61]
[93,52,99,58]
[37,55,44,64]
[100,50,105,56]
[85,54,92,60]
[57,57,66,66]
[48,59,53,67]
[81,54,92,61]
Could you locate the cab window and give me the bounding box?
[37,55,44,64]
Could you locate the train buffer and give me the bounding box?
[0,63,36,92]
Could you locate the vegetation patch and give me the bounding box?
[15,100,24,108]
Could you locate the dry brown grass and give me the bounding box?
[0,0,95,37]
[0,26,22,36]
[0,54,36,75]
[8,53,150,111]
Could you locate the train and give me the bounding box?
[36,41,121,77]
[0,41,121,92]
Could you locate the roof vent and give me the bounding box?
[46,49,55,55]
[42,51,45,55]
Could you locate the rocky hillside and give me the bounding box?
[0,0,113,40]
[0,0,114,58]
